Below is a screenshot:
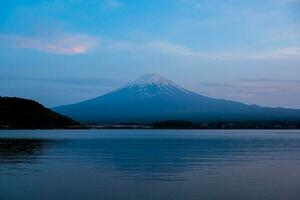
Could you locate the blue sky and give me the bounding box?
[0,0,300,108]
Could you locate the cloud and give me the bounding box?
[0,33,99,55]
[0,76,127,107]
[198,78,300,95]
[180,0,300,48]
[106,39,300,60]
[39,0,125,11]
[3,30,299,59]
[104,0,124,9]
[0,77,126,87]
[151,42,300,60]
[197,78,300,108]
[239,78,300,84]
[152,42,195,56]
[199,82,247,89]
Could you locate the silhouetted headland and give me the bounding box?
[0,97,79,129]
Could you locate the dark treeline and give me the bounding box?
[1,96,300,129]
[151,120,300,129]
[74,120,300,129]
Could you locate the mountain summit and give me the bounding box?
[53,74,300,123]
[130,73,171,86]
[122,73,193,97]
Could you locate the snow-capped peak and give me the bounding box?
[127,73,193,95]
[130,73,173,86]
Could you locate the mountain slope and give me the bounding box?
[0,97,79,129]
[53,74,300,123]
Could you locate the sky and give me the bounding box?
[0,0,300,108]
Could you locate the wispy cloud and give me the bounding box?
[239,78,300,84]
[0,33,99,55]
[197,78,300,108]
[0,76,128,107]
[39,0,125,11]
[156,42,300,60]
[2,31,299,59]
[109,40,300,60]
[199,82,246,89]
[103,0,124,10]
[198,78,300,97]
[180,0,300,47]
[152,42,195,56]
[0,77,125,87]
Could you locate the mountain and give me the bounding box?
[53,73,300,123]
[0,97,79,129]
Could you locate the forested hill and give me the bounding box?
[0,97,79,129]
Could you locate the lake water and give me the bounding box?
[1,130,300,200]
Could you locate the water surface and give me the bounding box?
[1,130,300,200]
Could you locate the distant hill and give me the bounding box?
[54,73,300,124]
[0,97,79,129]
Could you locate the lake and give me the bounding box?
[1,130,300,200]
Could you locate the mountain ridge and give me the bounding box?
[53,74,300,123]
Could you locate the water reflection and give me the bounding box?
[1,132,300,180]
[1,131,300,200]
[63,137,300,180]
[0,139,58,175]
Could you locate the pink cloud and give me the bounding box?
[0,33,99,55]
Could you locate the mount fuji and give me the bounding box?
[53,73,300,123]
